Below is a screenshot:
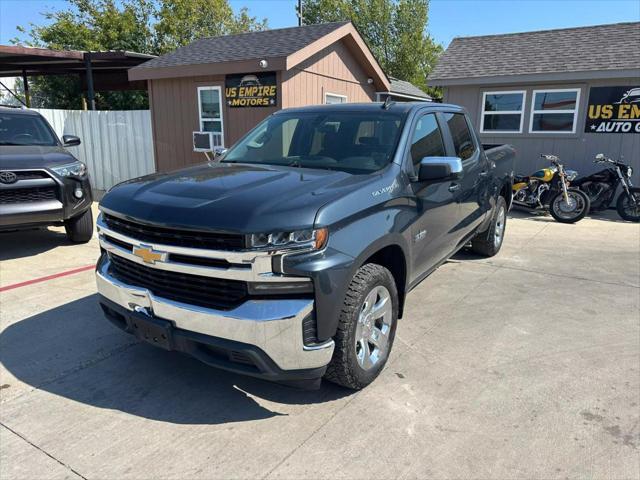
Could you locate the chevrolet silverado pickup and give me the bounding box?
[96,102,515,389]
[0,106,93,242]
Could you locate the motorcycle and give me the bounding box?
[573,154,639,222]
[512,154,591,223]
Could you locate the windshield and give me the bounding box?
[223,111,404,174]
[0,113,58,146]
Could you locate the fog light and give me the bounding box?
[74,188,83,199]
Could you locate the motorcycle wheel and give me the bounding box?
[616,188,640,222]
[549,189,590,223]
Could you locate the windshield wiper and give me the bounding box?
[0,142,21,145]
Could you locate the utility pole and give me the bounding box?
[297,0,303,26]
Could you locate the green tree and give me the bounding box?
[300,0,442,98]
[155,0,267,53]
[14,0,267,109]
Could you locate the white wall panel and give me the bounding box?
[36,109,155,191]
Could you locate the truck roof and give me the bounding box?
[275,102,464,115]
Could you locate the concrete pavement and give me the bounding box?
[1,206,638,479]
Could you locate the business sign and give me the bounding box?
[225,72,277,107]
[585,86,640,134]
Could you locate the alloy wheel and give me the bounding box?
[355,285,393,370]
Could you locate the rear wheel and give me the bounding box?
[325,263,398,390]
[470,196,507,257]
[549,189,590,224]
[616,188,640,222]
[64,208,93,243]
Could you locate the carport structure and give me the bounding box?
[0,45,155,109]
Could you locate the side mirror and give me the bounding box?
[62,135,81,147]
[214,147,228,158]
[418,156,463,181]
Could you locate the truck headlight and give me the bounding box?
[51,161,87,178]
[249,228,328,250]
[627,167,633,178]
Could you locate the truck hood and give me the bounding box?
[100,162,380,233]
[0,146,78,170]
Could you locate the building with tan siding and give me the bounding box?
[129,22,426,172]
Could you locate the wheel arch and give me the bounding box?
[359,243,408,319]
[500,180,513,209]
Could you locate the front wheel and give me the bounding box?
[549,189,590,223]
[616,188,640,222]
[325,264,398,390]
[64,208,94,243]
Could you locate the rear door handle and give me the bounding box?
[448,183,460,192]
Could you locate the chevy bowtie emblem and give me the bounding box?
[133,245,167,264]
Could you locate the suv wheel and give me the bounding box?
[64,208,94,243]
[325,263,398,390]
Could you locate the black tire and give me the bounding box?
[325,263,398,390]
[470,196,507,257]
[64,208,93,243]
[616,188,640,222]
[549,189,590,224]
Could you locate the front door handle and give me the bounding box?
[448,183,460,192]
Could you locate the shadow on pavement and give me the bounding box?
[508,207,634,224]
[0,228,72,261]
[0,294,351,425]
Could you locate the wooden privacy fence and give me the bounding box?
[36,109,155,191]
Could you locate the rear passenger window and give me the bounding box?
[444,113,476,161]
[410,114,446,168]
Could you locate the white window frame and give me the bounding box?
[197,86,225,147]
[529,88,581,134]
[325,92,347,104]
[480,90,526,134]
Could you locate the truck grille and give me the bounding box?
[108,254,248,311]
[0,187,57,204]
[13,171,51,180]
[103,214,246,251]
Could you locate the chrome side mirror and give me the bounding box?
[418,156,463,182]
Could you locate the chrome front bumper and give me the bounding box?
[96,257,334,371]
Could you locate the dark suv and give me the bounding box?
[0,107,93,242]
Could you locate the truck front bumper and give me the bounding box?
[96,256,335,386]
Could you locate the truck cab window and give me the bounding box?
[409,113,446,169]
[444,113,476,161]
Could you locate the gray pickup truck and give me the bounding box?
[96,102,515,389]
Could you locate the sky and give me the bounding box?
[0,0,638,48]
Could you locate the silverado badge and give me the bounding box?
[133,245,167,265]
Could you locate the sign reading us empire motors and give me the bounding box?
[585,86,640,134]
[225,72,277,107]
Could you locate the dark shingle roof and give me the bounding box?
[135,22,350,70]
[389,77,431,100]
[430,22,640,82]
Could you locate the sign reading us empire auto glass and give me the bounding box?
[225,72,277,107]
[585,86,640,134]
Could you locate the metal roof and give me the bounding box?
[132,22,350,71]
[0,45,155,78]
[430,22,640,86]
